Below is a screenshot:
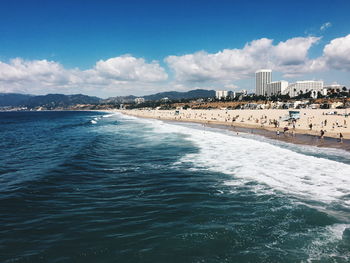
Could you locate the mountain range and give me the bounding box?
[143,89,215,101]
[0,89,215,108]
[0,93,101,108]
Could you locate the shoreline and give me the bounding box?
[204,122,350,151]
[2,109,349,151]
[117,109,350,152]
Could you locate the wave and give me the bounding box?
[54,118,100,127]
[305,223,350,262]
[112,112,140,121]
[135,118,350,210]
[102,113,116,118]
[133,117,350,259]
[90,115,104,124]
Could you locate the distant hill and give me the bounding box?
[23,94,101,108]
[101,89,215,103]
[0,93,101,108]
[143,89,215,101]
[0,89,215,108]
[0,93,33,106]
[101,95,136,104]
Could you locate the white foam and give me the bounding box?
[139,118,350,208]
[113,112,139,121]
[305,223,350,262]
[102,113,116,118]
[328,224,350,240]
[91,115,109,124]
[117,114,350,260]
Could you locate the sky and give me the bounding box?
[0,0,350,98]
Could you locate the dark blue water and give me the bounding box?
[1,111,349,262]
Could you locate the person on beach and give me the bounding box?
[320,129,325,139]
[273,120,276,128]
[339,133,344,143]
[309,123,313,130]
[276,130,280,136]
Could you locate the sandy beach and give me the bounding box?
[118,108,350,141]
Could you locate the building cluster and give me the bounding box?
[134,97,145,104]
[239,99,348,110]
[283,81,323,98]
[215,69,345,101]
[133,70,347,106]
[255,69,344,98]
[215,90,248,100]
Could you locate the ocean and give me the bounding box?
[1,111,350,263]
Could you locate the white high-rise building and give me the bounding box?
[266,81,289,96]
[255,69,272,96]
[282,81,324,98]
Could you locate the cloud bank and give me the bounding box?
[0,34,350,96]
[322,34,350,70]
[0,55,168,97]
[165,36,322,81]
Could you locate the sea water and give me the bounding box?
[0,111,349,262]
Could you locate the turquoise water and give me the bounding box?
[0,111,349,262]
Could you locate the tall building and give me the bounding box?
[266,81,289,96]
[255,69,272,96]
[282,81,324,98]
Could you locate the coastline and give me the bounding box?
[116,109,350,152]
[2,109,348,151]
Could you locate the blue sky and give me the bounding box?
[0,0,350,97]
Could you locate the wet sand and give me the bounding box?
[204,123,350,152]
[163,119,350,152]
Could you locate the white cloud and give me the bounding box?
[0,56,168,97]
[1,34,350,96]
[320,22,332,31]
[165,36,322,82]
[0,58,68,84]
[322,34,350,70]
[165,38,271,83]
[273,37,320,66]
[94,55,167,82]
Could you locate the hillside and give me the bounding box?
[143,89,215,101]
[0,89,215,109]
[0,93,33,106]
[0,93,101,108]
[23,94,101,108]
